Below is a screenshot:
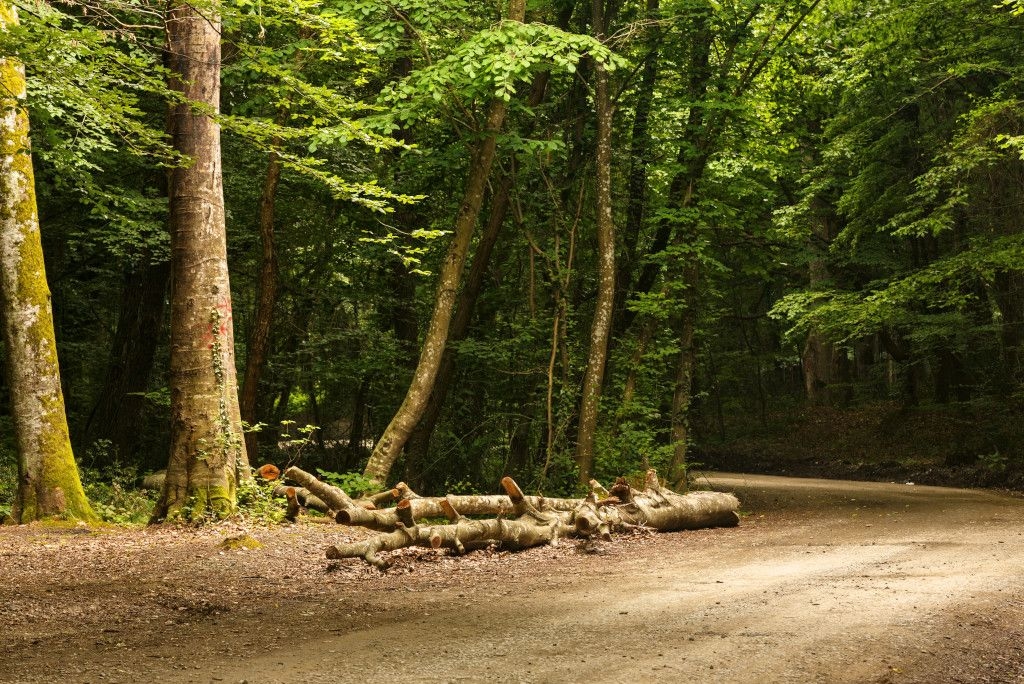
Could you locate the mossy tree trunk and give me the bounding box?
[0,2,96,523]
[152,0,249,522]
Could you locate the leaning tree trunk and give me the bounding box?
[0,2,96,523]
[153,0,249,522]
[575,0,617,485]
[363,0,528,485]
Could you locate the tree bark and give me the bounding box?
[319,471,739,569]
[240,145,283,460]
[615,0,660,326]
[363,0,528,485]
[0,2,96,523]
[575,0,617,485]
[667,262,698,488]
[153,0,249,521]
[802,197,840,405]
[403,175,512,481]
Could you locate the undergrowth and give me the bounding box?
[80,464,158,525]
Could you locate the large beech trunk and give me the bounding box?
[153,0,249,522]
[0,2,96,523]
[283,467,739,569]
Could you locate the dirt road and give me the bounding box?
[3,473,1024,683]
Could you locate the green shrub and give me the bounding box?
[316,469,379,498]
[237,473,287,524]
[80,463,158,525]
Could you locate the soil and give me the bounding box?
[3,472,1024,684]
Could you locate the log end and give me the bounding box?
[285,487,299,523]
[257,464,281,481]
[501,476,525,503]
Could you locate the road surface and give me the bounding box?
[3,473,1023,683]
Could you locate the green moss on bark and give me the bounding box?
[0,3,97,524]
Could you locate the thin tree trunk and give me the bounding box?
[240,145,282,461]
[344,377,370,468]
[83,259,170,467]
[153,0,249,521]
[615,0,660,325]
[574,0,617,485]
[667,264,698,488]
[363,0,528,484]
[0,2,96,523]
[802,197,838,405]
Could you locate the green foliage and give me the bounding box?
[236,474,287,524]
[316,469,379,497]
[0,422,16,522]
[219,0,410,213]
[440,477,480,495]
[79,459,158,526]
[379,21,625,125]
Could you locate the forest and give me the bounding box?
[1,0,1023,525]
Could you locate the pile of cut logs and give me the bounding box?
[271,467,740,569]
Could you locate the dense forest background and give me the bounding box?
[1,0,1023,522]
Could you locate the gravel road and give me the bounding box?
[4,473,1023,683]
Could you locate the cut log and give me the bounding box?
[271,484,330,515]
[256,464,281,481]
[315,469,741,568]
[284,487,300,523]
[326,477,575,569]
[283,467,355,511]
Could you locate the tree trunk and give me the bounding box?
[83,259,170,468]
[575,0,617,485]
[802,197,840,405]
[343,377,370,469]
[403,73,551,481]
[363,0,528,485]
[403,175,512,481]
[615,0,660,326]
[667,263,698,488]
[153,0,249,521]
[0,2,96,523]
[240,146,282,460]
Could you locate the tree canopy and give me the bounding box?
[1,0,1022,522]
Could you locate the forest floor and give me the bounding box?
[2,473,1024,683]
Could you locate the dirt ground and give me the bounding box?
[2,472,1024,684]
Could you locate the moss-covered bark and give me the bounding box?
[0,2,96,524]
[151,0,248,523]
